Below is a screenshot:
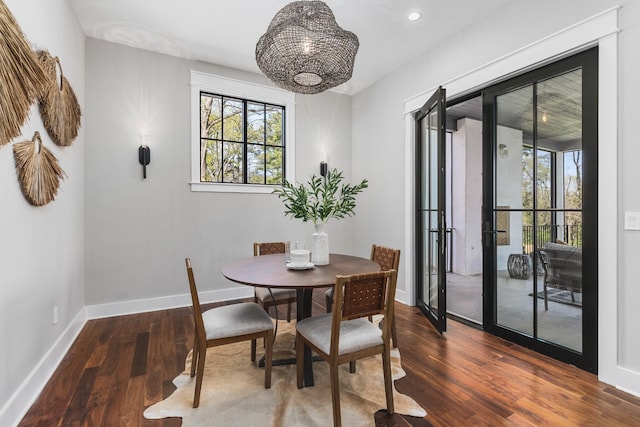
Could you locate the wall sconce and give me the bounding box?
[320,160,328,177]
[138,145,151,178]
[320,150,328,177]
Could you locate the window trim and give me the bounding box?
[190,70,296,193]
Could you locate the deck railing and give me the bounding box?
[522,224,582,254]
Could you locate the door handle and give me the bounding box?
[482,227,506,247]
[483,230,507,234]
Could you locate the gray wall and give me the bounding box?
[0,0,85,418]
[351,0,640,391]
[84,39,358,306]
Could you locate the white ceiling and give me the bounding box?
[68,0,513,95]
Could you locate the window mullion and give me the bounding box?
[221,96,226,183]
[263,103,267,184]
[243,100,248,184]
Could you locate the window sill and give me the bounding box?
[189,182,280,194]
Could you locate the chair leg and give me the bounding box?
[264,330,273,389]
[330,362,342,427]
[544,283,549,311]
[193,343,206,408]
[251,338,257,362]
[349,361,356,373]
[287,301,292,322]
[382,346,394,415]
[296,333,304,389]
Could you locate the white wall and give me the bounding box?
[496,126,524,267]
[84,39,357,308]
[352,0,640,395]
[0,0,85,424]
[451,118,482,275]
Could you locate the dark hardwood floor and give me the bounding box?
[19,294,640,426]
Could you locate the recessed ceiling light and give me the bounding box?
[407,12,421,21]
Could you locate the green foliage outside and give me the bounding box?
[521,146,583,251]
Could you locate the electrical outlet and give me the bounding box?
[53,306,58,325]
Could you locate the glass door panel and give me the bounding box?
[416,86,447,333]
[494,85,534,336]
[535,69,584,352]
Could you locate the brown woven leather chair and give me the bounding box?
[185,258,274,408]
[325,244,400,348]
[296,270,397,427]
[253,242,297,321]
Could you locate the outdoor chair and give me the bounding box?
[537,243,582,310]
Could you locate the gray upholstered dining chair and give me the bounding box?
[296,269,397,427]
[325,244,401,348]
[254,242,297,321]
[185,258,274,408]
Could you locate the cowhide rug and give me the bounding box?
[144,320,427,426]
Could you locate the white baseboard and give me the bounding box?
[85,286,254,319]
[395,287,412,306]
[601,366,640,398]
[0,308,87,427]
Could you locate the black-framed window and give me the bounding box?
[199,91,285,185]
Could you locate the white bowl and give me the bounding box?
[290,249,310,266]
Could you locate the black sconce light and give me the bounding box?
[320,160,328,177]
[139,145,150,178]
[320,150,328,177]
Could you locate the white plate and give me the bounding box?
[286,261,315,270]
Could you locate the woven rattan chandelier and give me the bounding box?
[255,1,359,94]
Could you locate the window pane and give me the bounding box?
[248,144,265,184]
[247,103,265,144]
[223,98,244,142]
[266,105,284,146]
[201,139,221,182]
[222,141,244,183]
[536,149,551,209]
[496,85,532,209]
[564,151,582,210]
[266,146,283,185]
[201,94,222,139]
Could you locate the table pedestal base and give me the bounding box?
[256,288,317,386]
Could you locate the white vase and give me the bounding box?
[312,223,330,265]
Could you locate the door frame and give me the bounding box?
[401,8,621,384]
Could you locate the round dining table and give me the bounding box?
[221,252,380,386]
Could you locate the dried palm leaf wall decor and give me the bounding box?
[0,0,48,147]
[13,131,66,206]
[37,50,81,146]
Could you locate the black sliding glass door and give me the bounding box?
[482,48,598,372]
